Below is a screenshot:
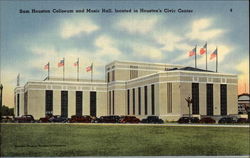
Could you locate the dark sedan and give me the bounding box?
[141,116,164,124]
[218,117,236,124]
[49,115,68,123]
[177,117,200,123]
[97,115,120,123]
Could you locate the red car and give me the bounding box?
[69,115,92,123]
[120,116,140,123]
[14,115,35,123]
[199,117,216,124]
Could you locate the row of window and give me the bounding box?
[192,83,227,116]
[45,90,97,117]
[126,85,155,116]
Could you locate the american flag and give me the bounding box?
[210,48,217,60]
[189,47,196,57]
[58,59,64,67]
[200,43,207,55]
[44,63,49,70]
[86,64,92,72]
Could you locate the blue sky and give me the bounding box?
[0,0,249,107]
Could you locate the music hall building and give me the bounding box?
[14,60,238,121]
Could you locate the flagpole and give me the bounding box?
[216,47,218,72]
[195,45,197,68]
[205,42,207,71]
[77,58,79,82]
[48,62,50,80]
[91,63,93,83]
[63,57,65,81]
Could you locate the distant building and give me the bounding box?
[14,60,238,120]
[238,93,250,114]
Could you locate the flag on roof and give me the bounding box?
[58,59,64,67]
[189,47,196,57]
[86,64,92,72]
[44,63,49,70]
[200,43,207,55]
[74,60,79,66]
[210,48,217,60]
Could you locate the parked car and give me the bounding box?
[199,117,216,124]
[236,118,250,123]
[1,116,14,123]
[141,116,164,124]
[177,117,200,123]
[218,117,236,124]
[69,115,92,123]
[39,114,53,123]
[120,116,140,123]
[49,115,68,123]
[97,115,120,123]
[14,115,35,123]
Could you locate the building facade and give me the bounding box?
[14,60,238,120]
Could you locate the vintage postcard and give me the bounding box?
[0,0,249,157]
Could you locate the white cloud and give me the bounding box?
[186,18,225,40]
[94,35,122,58]
[60,18,99,39]
[131,43,163,59]
[117,15,159,34]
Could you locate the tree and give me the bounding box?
[1,105,14,116]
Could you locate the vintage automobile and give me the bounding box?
[38,114,53,123]
[141,116,164,124]
[14,115,35,123]
[48,115,68,123]
[218,117,236,124]
[119,116,140,123]
[236,118,250,123]
[199,117,216,124]
[177,117,200,123]
[69,115,92,123]
[96,115,120,123]
[1,116,14,123]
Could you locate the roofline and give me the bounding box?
[105,60,183,68]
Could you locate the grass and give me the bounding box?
[0,123,249,156]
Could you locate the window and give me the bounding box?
[167,83,172,113]
[17,94,20,116]
[127,89,130,115]
[76,91,82,116]
[144,86,148,115]
[107,72,110,83]
[220,84,227,115]
[206,84,213,116]
[24,91,28,115]
[133,88,135,115]
[112,70,115,81]
[90,91,96,117]
[45,90,53,115]
[151,84,155,115]
[130,65,138,79]
[138,87,141,115]
[61,91,68,117]
[109,91,111,115]
[112,90,115,115]
[192,83,199,114]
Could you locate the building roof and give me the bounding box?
[166,67,214,72]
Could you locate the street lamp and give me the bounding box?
[0,84,3,118]
[185,96,192,123]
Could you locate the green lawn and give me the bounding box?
[0,124,249,156]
